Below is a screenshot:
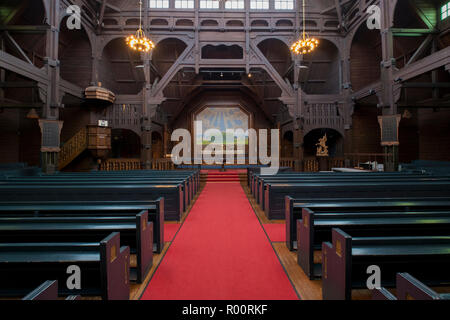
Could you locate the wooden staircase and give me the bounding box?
[59,126,111,171]
[59,127,88,171]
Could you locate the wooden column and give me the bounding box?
[163,124,170,157]
[293,121,304,172]
[379,0,400,171]
[41,0,62,174]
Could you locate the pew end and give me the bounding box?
[100,232,130,300]
[397,273,443,300]
[22,280,82,301]
[322,228,352,300]
[264,185,270,218]
[136,211,153,283]
[297,209,317,279]
[155,197,165,253]
[22,280,58,300]
[371,288,397,300]
[285,195,294,250]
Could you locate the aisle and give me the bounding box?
[140,178,299,300]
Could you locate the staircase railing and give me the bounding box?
[58,127,88,170]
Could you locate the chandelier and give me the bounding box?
[126,0,155,52]
[291,0,319,55]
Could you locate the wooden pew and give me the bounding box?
[297,209,450,279]
[286,197,450,251]
[0,198,165,253]
[373,273,450,300]
[249,171,431,200]
[35,172,198,204]
[322,229,450,300]
[266,180,450,219]
[1,178,190,215]
[0,232,130,300]
[0,212,153,283]
[372,287,397,300]
[22,280,80,300]
[0,183,183,221]
[256,174,444,210]
[52,170,200,194]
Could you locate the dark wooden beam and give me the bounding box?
[0,25,50,34]
[402,82,450,88]
[0,102,43,108]
[391,28,437,37]
[0,81,37,88]
[93,0,121,13]
[2,31,33,65]
[97,0,108,32]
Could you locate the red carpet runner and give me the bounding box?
[141,178,299,300]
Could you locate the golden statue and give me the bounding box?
[316,134,329,157]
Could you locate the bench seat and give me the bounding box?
[0,198,165,253]
[322,229,450,300]
[0,232,130,299]
[285,196,450,250]
[0,212,153,283]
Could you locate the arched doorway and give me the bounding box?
[303,128,343,158]
[282,130,294,158]
[111,129,141,159]
[152,131,163,159]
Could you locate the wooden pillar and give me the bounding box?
[163,124,170,157]
[293,124,304,171]
[41,0,62,174]
[379,0,400,171]
[141,118,153,169]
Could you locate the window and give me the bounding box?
[442,2,450,20]
[200,0,220,9]
[274,0,294,10]
[149,0,169,8]
[225,0,245,10]
[175,0,194,9]
[250,0,269,10]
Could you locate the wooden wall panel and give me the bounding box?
[418,109,450,161]
[350,105,382,154]
[0,109,20,163]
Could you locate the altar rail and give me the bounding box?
[100,158,142,171]
[99,158,175,171]
[149,159,175,170]
[280,153,391,172]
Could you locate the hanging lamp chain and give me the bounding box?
[302,0,306,40]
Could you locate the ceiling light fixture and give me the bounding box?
[126,1,155,52]
[291,0,319,55]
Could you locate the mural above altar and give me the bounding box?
[195,107,249,146]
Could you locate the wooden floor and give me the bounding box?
[241,181,323,300]
[241,181,284,225]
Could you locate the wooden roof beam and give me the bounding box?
[392,28,437,37]
[93,0,121,13]
[0,25,50,34]
[320,0,353,15]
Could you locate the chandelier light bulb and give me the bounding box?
[291,0,319,55]
[126,1,155,53]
